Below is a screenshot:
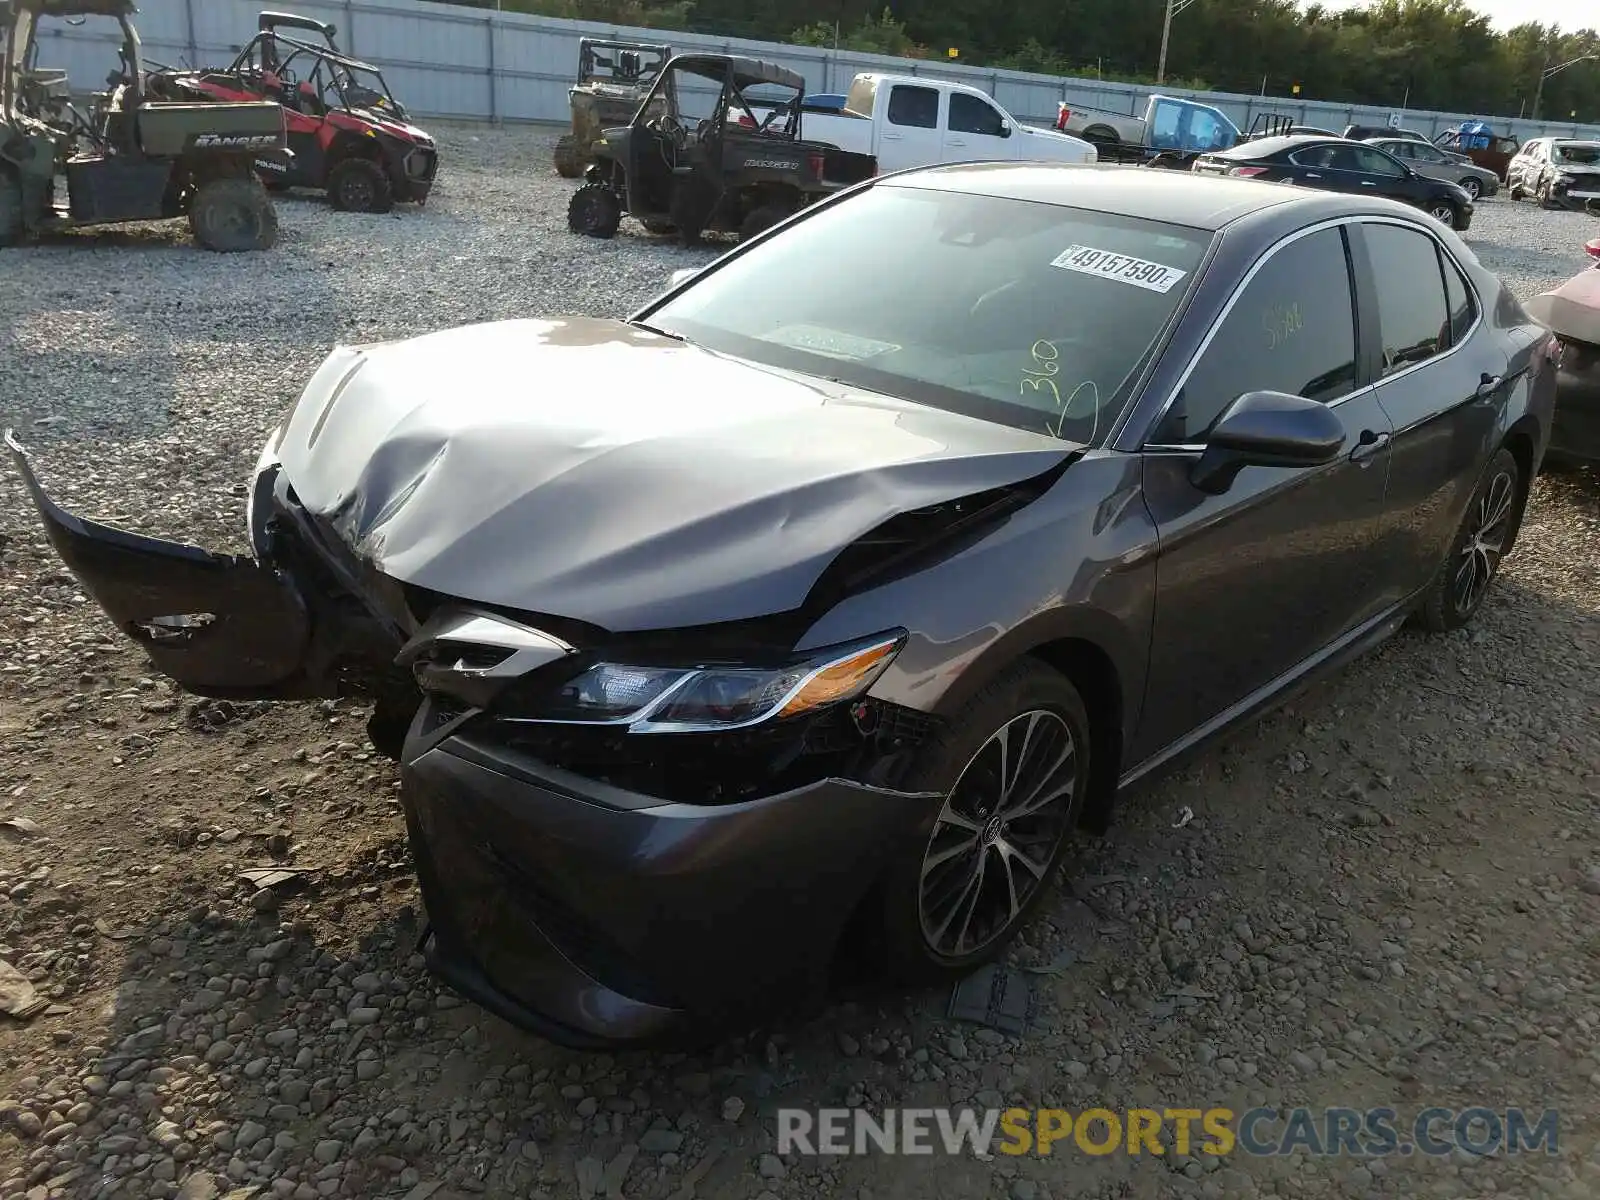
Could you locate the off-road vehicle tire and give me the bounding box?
[189,176,278,252]
[328,158,394,214]
[738,203,793,242]
[553,135,583,179]
[875,659,1091,986]
[640,219,676,236]
[567,183,622,238]
[0,169,23,248]
[1413,446,1526,633]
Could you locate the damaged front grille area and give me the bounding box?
[482,697,941,806]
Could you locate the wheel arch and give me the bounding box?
[1500,416,1541,554]
[922,607,1140,836]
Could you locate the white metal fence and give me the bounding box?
[35,0,1600,142]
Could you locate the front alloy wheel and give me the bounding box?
[876,660,1090,982]
[918,710,1078,958]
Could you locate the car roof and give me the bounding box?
[879,161,1311,232]
[1214,133,1344,159]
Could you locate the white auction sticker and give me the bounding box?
[1051,244,1188,293]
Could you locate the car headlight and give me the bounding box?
[1558,173,1576,186]
[521,631,906,733]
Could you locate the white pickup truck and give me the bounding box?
[787,73,1097,173]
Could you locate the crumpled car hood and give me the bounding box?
[272,317,1076,631]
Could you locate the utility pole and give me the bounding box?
[1533,52,1598,121]
[1156,0,1197,87]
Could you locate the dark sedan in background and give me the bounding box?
[9,165,1556,1048]
[1194,134,1475,230]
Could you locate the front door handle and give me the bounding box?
[1476,372,1504,398]
[1303,172,1322,178]
[1360,179,1376,186]
[947,138,966,146]
[1349,429,1391,463]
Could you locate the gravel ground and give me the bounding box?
[1,125,1599,1200]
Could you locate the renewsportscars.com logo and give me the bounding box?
[776,1106,1560,1158]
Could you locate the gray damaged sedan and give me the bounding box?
[8,164,1560,1049]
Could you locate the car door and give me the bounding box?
[1285,143,1342,188]
[1133,222,1396,762]
[1349,219,1509,604]
[1346,144,1418,202]
[878,83,943,173]
[943,90,1017,162]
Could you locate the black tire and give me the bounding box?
[188,176,277,252]
[1537,179,1557,209]
[876,659,1091,985]
[1425,198,1461,229]
[327,158,394,214]
[0,168,23,248]
[553,135,583,179]
[738,203,792,242]
[567,183,622,238]
[1415,447,1525,633]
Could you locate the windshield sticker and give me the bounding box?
[1051,245,1188,293]
[759,325,901,360]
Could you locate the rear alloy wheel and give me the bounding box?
[567,183,622,238]
[1427,200,1460,228]
[553,135,583,179]
[738,203,793,242]
[0,168,24,248]
[877,660,1090,983]
[188,176,278,252]
[1458,177,1481,201]
[1415,447,1525,633]
[328,158,394,214]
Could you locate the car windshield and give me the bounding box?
[646,185,1212,442]
[1553,142,1600,165]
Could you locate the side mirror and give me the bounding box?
[999,120,1011,138]
[1190,390,1345,495]
[669,267,700,289]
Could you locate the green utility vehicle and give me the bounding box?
[554,37,670,179]
[1,0,287,251]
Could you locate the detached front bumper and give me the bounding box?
[7,433,325,698]
[401,701,936,1049]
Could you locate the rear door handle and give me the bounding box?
[947,138,966,146]
[1349,430,1391,463]
[882,132,904,140]
[1476,372,1504,398]
[1360,179,1376,186]
[1303,172,1321,178]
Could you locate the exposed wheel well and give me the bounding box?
[1084,125,1120,144]
[1026,638,1123,835]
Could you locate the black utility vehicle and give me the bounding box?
[567,52,876,247]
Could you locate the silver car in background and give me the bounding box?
[1364,136,1501,200]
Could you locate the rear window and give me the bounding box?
[646,184,1213,443]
